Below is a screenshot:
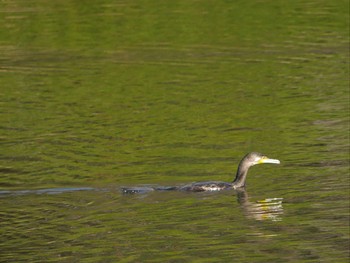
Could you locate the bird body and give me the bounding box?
[180,181,233,192]
[122,152,280,194]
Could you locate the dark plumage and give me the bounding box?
[122,152,280,193]
[180,152,280,191]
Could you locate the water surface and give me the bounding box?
[1,0,349,262]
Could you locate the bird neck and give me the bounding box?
[232,164,249,188]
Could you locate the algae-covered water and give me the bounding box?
[1,0,349,262]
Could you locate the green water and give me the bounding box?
[1,0,349,262]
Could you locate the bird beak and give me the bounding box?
[258,156,280,164]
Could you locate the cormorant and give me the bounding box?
[122,152,280,193]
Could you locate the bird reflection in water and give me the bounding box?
[236,188,283,221]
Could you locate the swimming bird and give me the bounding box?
[180,152,280,191]
[122,152,280,193]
